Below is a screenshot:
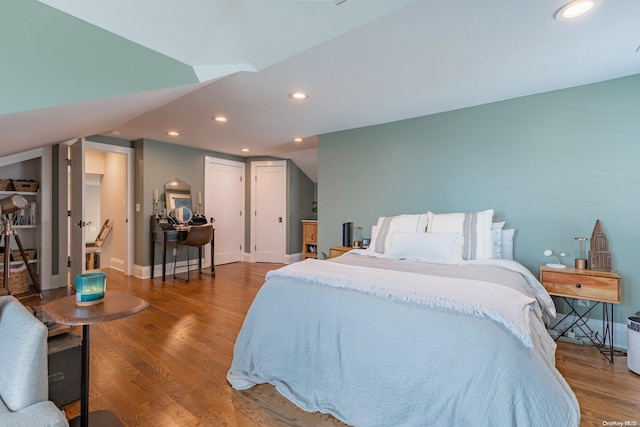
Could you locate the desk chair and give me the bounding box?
[173,224,214,282]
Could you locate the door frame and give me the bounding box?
[250,160,287,263]
[59,139,134,283]
[86,140,134,276]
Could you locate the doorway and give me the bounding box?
[60,139,134,284]
[250,160,286,263]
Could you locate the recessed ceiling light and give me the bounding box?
[289,91,308,101]
[212,116,228,123]
[110,130,121,136]
[555,0,601,20]
[166,130,180,136]
[241,148,250,152]
[293,138,303,143]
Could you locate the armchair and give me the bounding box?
[0,296,69,427]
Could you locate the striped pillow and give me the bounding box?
[427,209,494,260]
[368,213,431,254]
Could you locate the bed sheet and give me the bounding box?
[228,256,579,427]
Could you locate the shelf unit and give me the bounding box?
[301,220,318,259]
[0,147,52,293]
[0,190,39,270]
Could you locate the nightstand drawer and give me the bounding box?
[540,270,620,303]
[329,246,352,258]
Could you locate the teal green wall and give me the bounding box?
[1,0,198,115]
[318,74,640,322]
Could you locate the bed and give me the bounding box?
[227,211,580,426]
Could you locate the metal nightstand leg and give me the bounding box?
[550,298,615,363]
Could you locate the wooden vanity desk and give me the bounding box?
[150,216,215,281]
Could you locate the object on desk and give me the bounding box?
[342,222,352,247]
[165,179,192,212]
[352,226,363,248]
[589,219,612,271]
[75,272,106,306]
[169,206,193,226]
[544,249,566,269]
[574,237,588,269]
[153,189,160,217]
[191,192,208,225]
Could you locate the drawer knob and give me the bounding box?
[575,283,582,288]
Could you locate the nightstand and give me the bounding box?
[329,246,352,259]
[540,264,621,363]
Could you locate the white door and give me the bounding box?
[251,161,286,263]
[204,157,245,265]
[70,139,86,281]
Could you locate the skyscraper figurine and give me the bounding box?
[589,219,612,271]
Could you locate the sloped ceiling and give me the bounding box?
[2,0,639,182]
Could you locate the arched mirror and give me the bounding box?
[164,179,192,212]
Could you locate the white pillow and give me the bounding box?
[388,232,458,264]
[491,221,505,259]
[502,229,515,260]
[368,213,431,254]
[427,209,494,260]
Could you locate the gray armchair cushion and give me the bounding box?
[0,400,68,427]
[0,296,69,426]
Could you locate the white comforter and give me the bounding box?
[228,254,579,426]
[267,259,538,349]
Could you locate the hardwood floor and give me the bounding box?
[23,263,640,426]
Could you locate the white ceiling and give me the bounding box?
[10,0,640,182]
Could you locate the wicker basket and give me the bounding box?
[11,249,37,262]
[0,179,8,191]
[0,267,29,294]
[10,180,39,192]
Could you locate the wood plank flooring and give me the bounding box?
[23,262,640,426]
